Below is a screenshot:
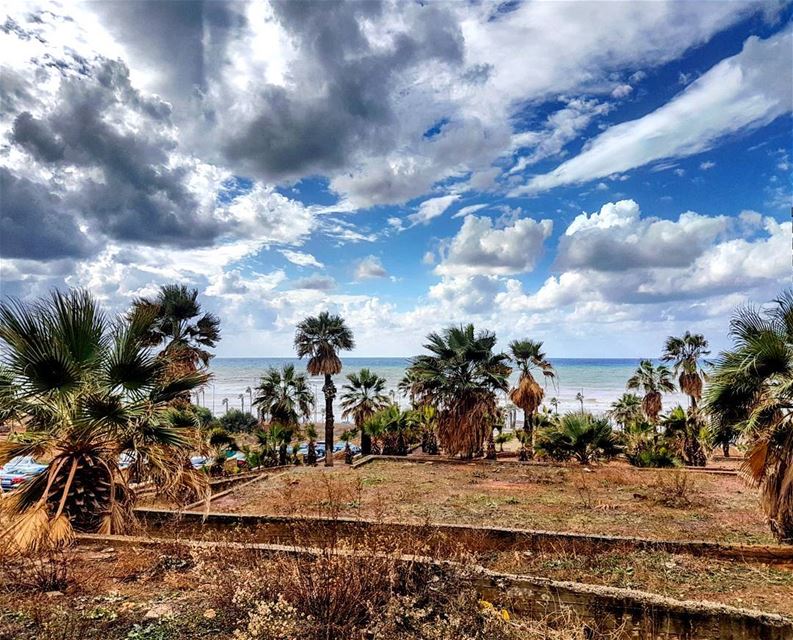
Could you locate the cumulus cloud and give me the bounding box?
[435,214,553,277]
[519,26,793,193]
[556,200,729,271]
[355,255,388,280]
[292,274,336,290]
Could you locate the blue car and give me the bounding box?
[0,456,47,492]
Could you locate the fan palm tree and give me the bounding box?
[575,391,585,412]
[508,339,555,455]
[703,290,793,541]
[608,393,643,430]
[131,284,220,378]
[253,364,313,428]
[406,324,510,458]
[660,405,707,467]
[662,332,710,410]
[536,412,622,464]
[0,290,208,551]
[626,360,675,424]
[340,368,389,456]
[294,312,355,467]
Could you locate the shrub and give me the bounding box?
[536,413,622,464]
[219,410,259,433]
[627,440,680,468]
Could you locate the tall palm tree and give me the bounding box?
[508,339,555,454]
[253,364,313,428]
[131,284,220,378]
[0,290,208,550]
[662,331,710,410]
[608,393,643,430]
[406,324,510,458]
[626,360,675,424]
[294,312,355,467]
[703,290,793,541]
[340,368,389,456]
[575,391,585,412]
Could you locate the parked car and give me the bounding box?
[0,456,47,492]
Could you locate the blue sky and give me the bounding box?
[1,1,791,358]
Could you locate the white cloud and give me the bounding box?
[407,194,461,226]
[557,200,729,271]
[279,250,323,268]
[518,26,793,194]
[700,160,716,170]
[355,255,388,280]
[435,214,553,277]
[451,204,488,219]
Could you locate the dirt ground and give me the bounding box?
[209,459,773,544]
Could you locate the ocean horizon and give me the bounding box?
[200,357,688,419]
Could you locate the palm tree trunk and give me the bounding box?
[524,409,533,457]
[722,441,730,457]
[360,417,372,456]
[323,374,335,467]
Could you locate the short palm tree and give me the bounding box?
[536,412,622,464]
[662,332,710,410]
[660,405,707,467]
[626,360,675,424]
[340,368,389,456]
[508,339,555,455]
[703,290,793,541]
[0,290,208,550]
[253,364,313,428]
[131,284,220,377]
[294,312,355,466]
[406,325,510,458]
[608,393,643,430]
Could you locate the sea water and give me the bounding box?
[199,357,688,421]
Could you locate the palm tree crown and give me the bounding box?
[132,284,220,372]
[626,359,675,423]
[662,331,710,409]
[294,311,355,376]
[703,290,793,541]
[341,368,389,455]
[294,312,354,466]
[0,290,208,550]
[507,339,555,454]
[253,364,313,427]
[608,393,643,429]
[407,324,510,458]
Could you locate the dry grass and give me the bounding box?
[209,460,772,544]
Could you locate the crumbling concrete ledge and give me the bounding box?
[75,533,793,640]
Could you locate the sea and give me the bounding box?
[198,358,688,421]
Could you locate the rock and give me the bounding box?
[144,604,174,619]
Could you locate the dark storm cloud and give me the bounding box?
[222,0,464,181]
[7,58,221,251]
[0,168,95,260]
[89,1,245,104]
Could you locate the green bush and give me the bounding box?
[218,409,259,433]
[536,412,622,464]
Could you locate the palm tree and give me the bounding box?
[0,290,208,550]
[575,391,585,412]
[703,290,793,541]
[253,364,313,428]
[662,332,710,410]
[406,324,510,458]
[508,339,555,455]
[536,412,622,464]
[340,368,389,456]
[131,284,220,377]
[608,393,643,430]
[294,312,355,467]
[626,360,675,425]
[660,405,707,467]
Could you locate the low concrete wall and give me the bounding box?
[75,533,793,640]
[132,508,793,564]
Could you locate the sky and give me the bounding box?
[0,0,791,358]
